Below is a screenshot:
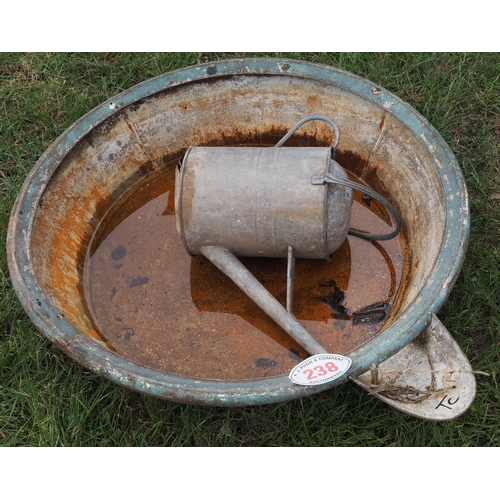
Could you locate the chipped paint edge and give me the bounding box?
[7,59,470,406]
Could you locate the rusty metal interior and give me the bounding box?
[29,74,446,380]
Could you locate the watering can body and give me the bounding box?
[175,146,353,260]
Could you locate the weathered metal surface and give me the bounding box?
[7,59,470,406]
[200,245,327,355]
[313,173,402,241]
[352,313,476,421]
[176,146,352,259]
[176,132,401,358]
[83,169,402,380]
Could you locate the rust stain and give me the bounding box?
[25,74,422,384]
[83,163,405,381]
[378,113,387,131]
[335,150,368,177]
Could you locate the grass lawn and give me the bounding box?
[1,52,499,446]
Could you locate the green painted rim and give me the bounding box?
[7,59,470,405]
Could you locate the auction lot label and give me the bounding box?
[289,354,352,386]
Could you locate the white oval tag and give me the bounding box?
[289,354,352,386]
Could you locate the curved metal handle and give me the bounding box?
[279,115,401,241]
[275,115,340,153]
[312,173,402,241]
[329,174,401,241]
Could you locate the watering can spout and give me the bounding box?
[200,245,327,356]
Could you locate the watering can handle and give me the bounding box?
[276,116,402,240]
[274,115,340,154]
[313,173,402,241]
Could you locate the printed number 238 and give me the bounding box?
[304,362,338,380]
